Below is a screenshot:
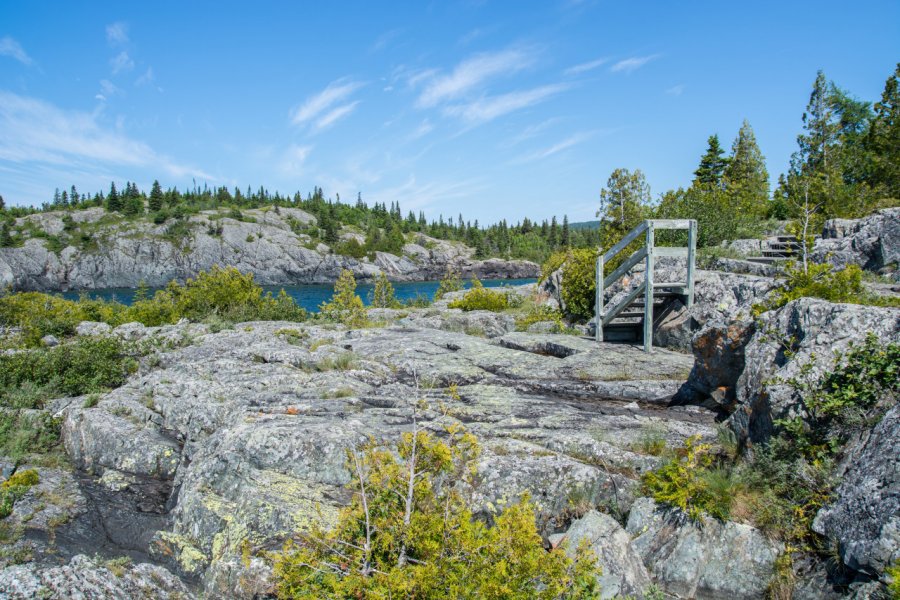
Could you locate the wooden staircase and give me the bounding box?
[595,220,697,352]
[746,235,802,265]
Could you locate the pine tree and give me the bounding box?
[148,180,164,212]
[867,63,900,198]
[0,195,5,212]
[70,185,79,206]
[106,182,122,212]
[562,215,571,247]
[724,120,769,218]
[694,135,730,186]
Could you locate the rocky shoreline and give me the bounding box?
[0,207,539,292]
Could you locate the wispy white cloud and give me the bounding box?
[290,79,363,127]
[610,54,660,74]
[315,101,360,131]
[135,67,154,86]
[564,57,608,76]
[371,28,402,52]
[444,84,567,124]
[416,49,534,108]
[0,36,33,66]
[407,119,434,141]
[95,79,123,101]
[279,144,313,174]
[106,22,129,45]
[110,51,134,74]
[368,175,485,212]
[501,117,561,148]
[0,90,211,180]
[666,83,685,96]
[520,132,593,162]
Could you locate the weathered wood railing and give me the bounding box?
[595,219,697,352]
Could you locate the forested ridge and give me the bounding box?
[1,65,897,263]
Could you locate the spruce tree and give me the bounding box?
[149,180,164,213]
[724,120,770,218]
[106,182,122,212]
[867,63,900,198]
[0,194,5,212]
[694,135,730,186]
[0,223,12,247]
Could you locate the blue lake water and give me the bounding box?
[61,278,538,313]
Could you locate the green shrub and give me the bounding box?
[755,262,900,315]
[434,268,463,300]
[641,435,731,521]
[886,560,900,599]
[0,292,93,346]
[319,269,367,328]
[0,412,61,463]
[448,278,510,312]
[515,305,567,332]
[273,427,600,598]
[775,333,899,462]
[370,272,400,308]
[0,337,137,408]
[560,249,598,321]
[0,469,40,520]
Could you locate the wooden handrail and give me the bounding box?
[595,219,697,352]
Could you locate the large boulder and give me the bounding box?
[0,554,194,599]
[625,497,783,600]
[728,298,900,446]
[813,404,900,577]
[561,510,653,599]
[813,207,900,275]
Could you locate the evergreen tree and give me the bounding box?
[0,223,12,247]
[0,195,5,212]
[148,180,164,212]
[70,185,79,206]
[723,120,769,218]
[867,63,900,198]
[694,135,730,186]
[562,215,571,247]
[106,182,122,212]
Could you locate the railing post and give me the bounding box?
[686,219,697,308]
[643,221,655,353]
[595,253,604,342]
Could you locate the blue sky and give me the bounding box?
[1,1,898,223]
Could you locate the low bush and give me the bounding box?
[319,269,367,327]
[434,268,463,300]
[273,426,600,598]
[0,411,61,464]
[0,336,137,408]
[448,278,510,312]
[0,469,40,520]
[775,333,899,462]
[541,249,597,321]
[641,435,731,521]
[515,305,568,332]
[0,267,308,344]
[754,262,900,315]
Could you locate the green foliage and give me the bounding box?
[558,249,598,321]
[448,278,510,312]
[0,337,137,408]
[515,305,567,333]
[370,273,400,308]
[273,426,600,599]
[319,269,367,327]
[0,292,93,346]
[0,469,40,520]
[434,268,463,301]
[754,262,899,315]
[641,435,731,521]
[886,559,900,599]
[775,333,899,462]
[0,412,61,463]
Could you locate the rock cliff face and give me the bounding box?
[0,207,538,291]
[814,207,900,275]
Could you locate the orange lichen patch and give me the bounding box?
[285,407,300,415]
